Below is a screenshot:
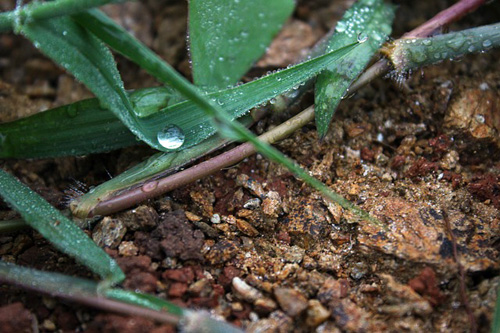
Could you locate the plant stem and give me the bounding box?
[89,106,315,216]
[351,0,487,91]
[388,23,500,72]
[0,0,127,32]
[89,0,487,217]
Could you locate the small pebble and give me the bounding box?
[210,214,221,224]
[118,241,138,257]
[92,217,127,249]
[306,299,331,327]
[243,198,261,209]
[274,287,308,317]
[232,277,263,303]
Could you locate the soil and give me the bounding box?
[1,0,500,332]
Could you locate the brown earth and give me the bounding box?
[1,0,499,332]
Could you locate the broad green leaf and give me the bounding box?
[188,0,295,91]
[0,87,175,158]
[0,169,125,284]
[1,41,359,157]
[314,0,395,138]
[19,16,166,150]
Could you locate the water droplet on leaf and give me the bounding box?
[336,21,346,33]
[482,39,492,48]
[157,124,185,149]
[357,32,368,43]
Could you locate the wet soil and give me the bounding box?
[1,0,500,332]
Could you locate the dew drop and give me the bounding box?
[482,39,492,48]
[336,21,346,33]
[468,45,476,52]
[410,50,427,63]
[357,32,368,43]
[141,180,158,193]
[422,39,432,46]
[157,124,185,149]
[446,38,464,51]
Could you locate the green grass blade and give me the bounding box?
[188,0,295,91]
[0,87,177,158]
[0,97,136,158]
[137,42,361,151]
[387,22,500,72]
[0,260,98,296]
[0,169,125,284]
[74,8,359,150]
[0,0,126,32]
[314,0,395,138]
[105,289,184,316]
[19,16,166,151]
[0,261,243,332]
[0,40,360,157]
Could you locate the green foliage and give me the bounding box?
[19,16,166,150]
[0,39,358,157]
[189,0,295,91]
[0,169,125,284]
[314,0,395,138]
[387,22,500,72]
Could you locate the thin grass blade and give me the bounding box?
[0,87,176,158]
[314,0,395,138]
[133,42,362,151]
[0,261,243,332]
[1,41,360,157]
[0,169,125,284]
[188,0,295,91]
[19,16,166,150]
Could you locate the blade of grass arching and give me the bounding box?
[0,87,177,159]
[188,0,295,91]
[74,9,359,151]
[19,16,166,151]
[0,0,127,32]
[385,22,500,73]
[1,35,360,157]
[0,261,244,332]
[132,42,362,151]
[314,0,395,138]
[0,169,125,284]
